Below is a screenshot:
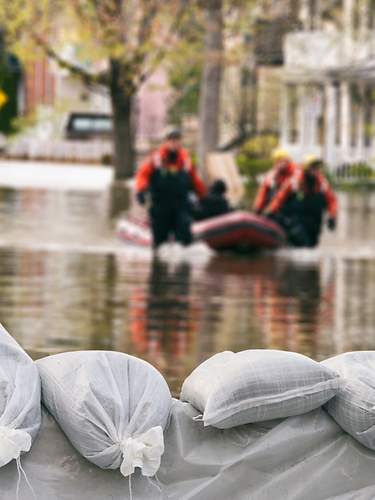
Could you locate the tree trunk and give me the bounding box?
[109,59,135,180]
[197,0,223,172]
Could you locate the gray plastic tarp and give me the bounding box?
[1,400,375,500]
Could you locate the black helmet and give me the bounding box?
[164,125,182,140]
[210,179,227,194]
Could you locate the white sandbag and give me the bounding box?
[0,324,41,468]
[37,351,171,478]
[181,349,340,428]
[322,351,375,450]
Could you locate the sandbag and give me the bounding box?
[37,351,172,478]
[0,324,41,468]
[322,351,375,450]
[181,349,340,428]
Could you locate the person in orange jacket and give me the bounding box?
[135,127,206,249]
[253,148,297,214]
[264,155,338,247]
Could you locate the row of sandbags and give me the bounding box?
[2,322,375,497]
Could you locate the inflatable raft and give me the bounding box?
[116,211,286,252]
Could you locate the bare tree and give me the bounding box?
[0,0,193,179]
[197,0,224,170]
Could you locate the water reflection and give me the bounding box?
[2,243,375,394]
[0,249,115,355]
[201,256,326,358]
[0,166,374,394]
[335,192,375,243]
[126,259,196,394]
[332,258,375,353]
[0,185,112,246]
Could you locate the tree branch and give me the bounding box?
[31,32,109,87]
[136,0,193,86]
[137,0,159,47]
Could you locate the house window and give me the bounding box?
[352,0,371,38]
[321,0,344,31]
[353,1,360,36]
[304,0,321,30]
[369,0,375,30]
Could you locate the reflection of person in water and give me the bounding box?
[129,258,197,394]
[254,260,330,357]
[205,255,325,356]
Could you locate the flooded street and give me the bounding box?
[0,162,374,395]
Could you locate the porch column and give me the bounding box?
[340,81,351,160]
[359,0,369,40]
[280,83,290,146]
[307,85,321,150]
[324,82,337,168]
[371,85,375,157]
[297,84,308,155]
[300,84,322,155]
[357,84,365,160]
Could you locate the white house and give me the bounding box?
[281,0,375,168]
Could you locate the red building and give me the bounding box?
[23,57,55,114]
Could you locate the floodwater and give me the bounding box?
[0,162,375,395]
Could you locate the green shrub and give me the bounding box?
[333,162,375,180]
[237,156,272,179]
[328,162,375,189]
[349,163,374,178]
[239,135,278,160]
[236,134,277,181]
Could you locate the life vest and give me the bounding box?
[254,162,297,213]
[149,149,194,209]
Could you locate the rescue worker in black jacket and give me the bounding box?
[194,179,232,221]
[264,155,338,247]
[135,127,206,249]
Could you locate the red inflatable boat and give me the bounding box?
[117,211,286,252]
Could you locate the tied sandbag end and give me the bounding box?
[0,426,31,468]
[119,426,164,478]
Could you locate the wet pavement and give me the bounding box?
[0,162,374,395]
